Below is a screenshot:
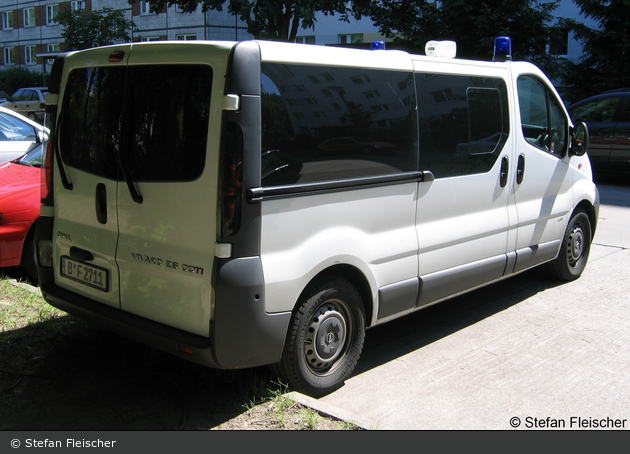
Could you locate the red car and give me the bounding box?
[0,143,42,281]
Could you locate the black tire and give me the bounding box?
[271,277,366,397]
[546,210,592,281]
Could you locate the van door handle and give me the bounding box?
[500,156,509,187]
[95,183,108,224]
[69,246,94,262]
[516,154,525,184]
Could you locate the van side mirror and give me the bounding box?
[569,122,589,157]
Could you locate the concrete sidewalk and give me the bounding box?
[291,184,630,430]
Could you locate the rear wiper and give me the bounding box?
[117,156,143,204]
[118,80,142,204]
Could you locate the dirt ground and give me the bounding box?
[0,271,353,431]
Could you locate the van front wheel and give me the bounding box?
[272,277,365,397]
[547,210,592,281]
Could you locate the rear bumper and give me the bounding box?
[39,274,291,370]
[36,217,291,370]
[40,281,223,367]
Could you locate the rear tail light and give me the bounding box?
[37,239,53,267]
[219,124,243,237]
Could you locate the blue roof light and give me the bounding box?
[493,36,512,61]
[371,41,386,50]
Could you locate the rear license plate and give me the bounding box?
[61,256,108,292]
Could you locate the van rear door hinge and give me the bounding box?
[222,94,240,111]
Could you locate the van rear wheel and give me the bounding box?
[546,210,592,281]
[272,277,365,397]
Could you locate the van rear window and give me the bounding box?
[60,64,212,182]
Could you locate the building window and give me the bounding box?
[2,11,14,30]
[46,4,59,25]
[3,47,15,65]
[548,27,569,56]
[140,1,151,15]
[25,46,37,65]
[71,1,86,11]
[339,34,363,44]
[47,43,61,64]
[141,36,160,42]
[371,104,390,113]
[430,88,456,103]
[24,8,36,27]
[351,73,371,84]
[176,34,196,40]
[295,36,315,45]
[320,72,334,82]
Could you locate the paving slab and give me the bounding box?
[291,183,630,430]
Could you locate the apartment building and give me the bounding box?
[0,0,255,72]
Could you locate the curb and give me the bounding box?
[8,279,41,295]
[286,391,388,430]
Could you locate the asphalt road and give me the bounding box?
[291,180,630,430]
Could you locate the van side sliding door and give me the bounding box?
[413,67,514,306]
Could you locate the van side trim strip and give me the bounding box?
[248,171,428,202]
[377,278,419,320]
[417,255,507,308]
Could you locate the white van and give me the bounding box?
[35,38,599,397]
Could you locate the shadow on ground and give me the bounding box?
[1,265,563,430]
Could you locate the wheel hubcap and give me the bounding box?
[304,302,347,373]
[568,225,584,266]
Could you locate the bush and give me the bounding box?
[0,66,47,97]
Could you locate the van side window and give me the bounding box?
[517,75,567,157]
[60,65,212,181]
[414,73,509,179]
[260,63,418,186]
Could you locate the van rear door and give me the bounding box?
[54,47,128,310]
[115,44,228,337]
[54,43,232,337]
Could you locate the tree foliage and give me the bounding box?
[0,66,45,96]
[353,0,563,78]
[137,0,353,41]
[55,7,136,50]
[559,0,630,102]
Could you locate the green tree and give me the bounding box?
[137,0,353,41]
[56,7,136,50]
[559,0,630,102]
[0,66,45,96]
[353,0,563,78]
